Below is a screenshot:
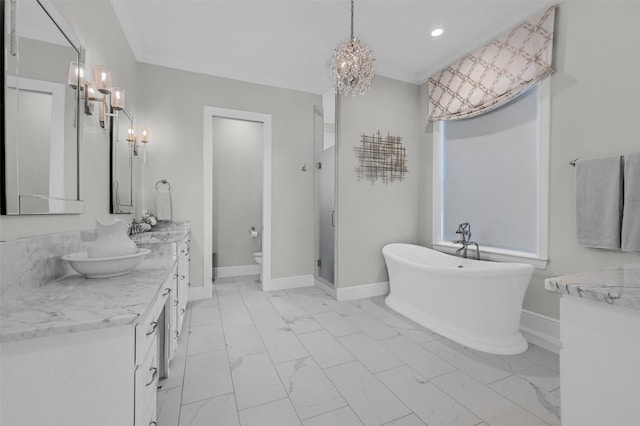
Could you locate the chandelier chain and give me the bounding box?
[350,0,354,41]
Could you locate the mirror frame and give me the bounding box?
[110,107,134,214]
[1,0,85,215]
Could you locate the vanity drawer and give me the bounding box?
[134,342,158,426]
[135,279,171,365]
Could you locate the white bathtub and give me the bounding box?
[382,243,534,355]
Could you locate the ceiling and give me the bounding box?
[111,0,555,95]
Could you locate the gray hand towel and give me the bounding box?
[576,155,622,249]
[622,151,640,251]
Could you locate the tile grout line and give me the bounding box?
[215,279,250,425]
[425,369,490,425]
[233,276,304,424]
[261,282,385,425]
[174,300,194,426]
[486,379,558,426]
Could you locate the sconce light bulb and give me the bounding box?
[93,65,112,94]
[141,128,149,143]
[127,126,136,142]
[68,62,86,88]
[111,87,125,110]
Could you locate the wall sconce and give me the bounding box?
[125,126,150,163]
[111,87,125,110]
[84,82,107,127]
[82,65,126,128]
[93,65,112,94]
[68,62,85,89]
[126,126,136,143]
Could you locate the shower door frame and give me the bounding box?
[201,106,272,297]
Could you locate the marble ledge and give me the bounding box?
[0,257,176,343]
[544,263,640,311]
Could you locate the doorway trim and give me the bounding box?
[202,106,272,296]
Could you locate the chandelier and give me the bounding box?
[329,0,375,96]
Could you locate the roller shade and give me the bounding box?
[428,5,557,121]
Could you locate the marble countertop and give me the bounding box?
[545,263,640,311]
[0,257,176,343]
[132,222,190,245]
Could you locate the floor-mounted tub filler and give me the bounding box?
[382,243,534,355]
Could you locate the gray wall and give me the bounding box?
[0,0,139,241]
[212,117,263,267]
[418,1,640,319]
[526,1,640,318]
[336,76,422,288]
[135,63,320,287]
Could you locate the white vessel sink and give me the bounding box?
[62,249,151,279]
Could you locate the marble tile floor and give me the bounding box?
[157,275,561,426]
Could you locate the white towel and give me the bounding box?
[576,155,622,249]
[156,187,172,221]
[622,152,640,251]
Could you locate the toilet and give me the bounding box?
[253,251,263,282]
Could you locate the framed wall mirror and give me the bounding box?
[1,0,85,214]
[110,108,134,214]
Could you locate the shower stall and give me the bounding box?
[314,92,337,287]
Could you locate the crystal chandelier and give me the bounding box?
[329,0,375,96]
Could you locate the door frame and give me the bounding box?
[202,106,272,296]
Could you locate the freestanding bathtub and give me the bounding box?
[382,243,534,355]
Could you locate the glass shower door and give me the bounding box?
[314,100,336,286]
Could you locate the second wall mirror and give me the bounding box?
[110,108,134,214]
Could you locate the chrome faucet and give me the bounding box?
[453,222,480,260]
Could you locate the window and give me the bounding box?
[432,79,549,268]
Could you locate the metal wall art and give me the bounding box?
[354,131,407,184]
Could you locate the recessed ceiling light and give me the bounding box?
[431,28,444,37]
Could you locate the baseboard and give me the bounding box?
[188,284,212,301]
[263,274,314,292]
[520,309,560,354]
[215,264,260,278]
[336,281,389,302]
[315,278,337,298]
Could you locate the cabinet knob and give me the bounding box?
[162,288,171,296]
[146,321,158,336]
[146,367,158,386]
[173,299,179,306]
[149,422,158,426]
[173,330,179,339]
[180,308,185,314]
[173,273,178,279]
[180,275,186,280]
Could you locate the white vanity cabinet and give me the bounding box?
[546,265,640,426]
[166,262,179,361]
[134,275,173,426]
[176,237,190,334]
[0,259,176,426]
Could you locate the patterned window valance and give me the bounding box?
[428,5,558,121]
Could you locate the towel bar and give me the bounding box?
[570,155,625,166]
